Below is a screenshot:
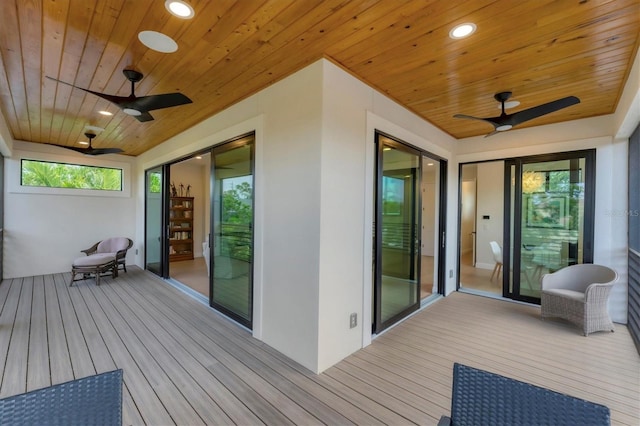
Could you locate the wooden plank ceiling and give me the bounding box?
[0,0,638,156]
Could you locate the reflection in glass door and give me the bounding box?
[374,134,421,333]
[211,135,254,328]
[506,151,595,302]
[145,166,167,277]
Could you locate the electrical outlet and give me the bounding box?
[449,269,453,278]
[135,249,138,255]
[350,313,357,329]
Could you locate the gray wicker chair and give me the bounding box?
[71,237,133,286]
[438,363,610,426]
[541,263,618,336]
[0,369,122,425]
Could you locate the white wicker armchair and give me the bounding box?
[541,264,618,336]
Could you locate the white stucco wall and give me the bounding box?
[136,62,325,372]
[474,161,505,270]
[3,51,636,372]
[133,59,458,373]
[457,133,629,323]
[317,61,458,369]
[0,109,14,157]
[3,141,137,278]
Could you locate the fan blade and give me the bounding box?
[453,113,488,122]
[48,144,123,155]
[87,148,124,155]
[50,145,89,154]
[129,93,192,112]
[47,76,191,121]
[509,96,580,126]
[134,111,155,122]
[453,114,502,128]
[46,76,132,105]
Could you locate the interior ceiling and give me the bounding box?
[0,0,638,156]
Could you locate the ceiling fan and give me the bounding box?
[46,69,192,122]
[454,92,580,137]
[51,131,123,156]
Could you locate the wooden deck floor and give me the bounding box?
[0,267,638,425]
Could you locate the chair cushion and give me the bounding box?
[97,237,129,254]
[73,253,116,267]
[544,288,585,301]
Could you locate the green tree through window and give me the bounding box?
[21,159,122,191]
[221,178,252,261]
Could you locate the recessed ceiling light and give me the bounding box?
[195,156,202,159]
[165,0,194,19]
[138,30,178,53]
[449,23,477,39]
[98,110,113,116]
[427,163,434,166]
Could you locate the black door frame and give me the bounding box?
[373,130,447,334]
[144,133,255,328]
[144,164,170,278]
[209,133,256,329]
[503,149,596,303]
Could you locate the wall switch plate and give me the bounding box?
[350,313,357,328]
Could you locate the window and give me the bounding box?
[21,159,122,191]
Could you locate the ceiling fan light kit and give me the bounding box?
[454,91,580,137]
[123,108,142,116]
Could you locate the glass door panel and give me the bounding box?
[145,166,167,277]
[508,152,594,303]
[374,135,421,332]
[211,137,254,328]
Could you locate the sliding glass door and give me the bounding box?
[374,133,422,333]
[210,135,255,328]
[145,165,168,277]
[506,151,595,302]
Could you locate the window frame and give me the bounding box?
[20,158,123,191]
[8,149,131,198]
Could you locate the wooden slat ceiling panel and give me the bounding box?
[0,0,638,155]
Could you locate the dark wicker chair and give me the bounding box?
[0,369,123,426]
[438,363,610,426]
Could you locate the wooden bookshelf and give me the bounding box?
[169,196,194,261]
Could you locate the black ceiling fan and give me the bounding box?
[454,92,580,137]
[46,69,192,122]
[51,131,123,156]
